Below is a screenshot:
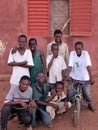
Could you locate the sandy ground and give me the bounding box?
[0,78,98,130]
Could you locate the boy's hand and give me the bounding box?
[11,46,18,54]
[64,102,69,111]
[57,91,62,96]
[66,76,71,82]
[90,77,95,85]
[18,100,29,110]
[50,89,56,96]
[29,100,37,109]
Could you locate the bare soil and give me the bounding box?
[0,78,98,130]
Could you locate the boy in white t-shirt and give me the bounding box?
[1,76,36,130]
[46,43,67,87]
[67,41,95,111]
[8,34,34,88]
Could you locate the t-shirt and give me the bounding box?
[32,82,51,101]
[4,86,32,104]
[47,41,69,66]
[46,55,67,83]
[48,91,66,103]
[8,49,34,85]
[69,50,92,81]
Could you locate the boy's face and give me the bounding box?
[54,33,62,43]
[29,41,37,51]
[36,73,46,84]
[75,44,83,56]
[18,37,27,49]
[19,79,30,92]
[51,45,59,57]
[55,84,64,93]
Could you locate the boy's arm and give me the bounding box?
[45,90,57,103]
[65,44,69,67]
[5,100,29,110]
[47,56,54,70]
[62,69,66,81]
[36,100,59,110]
[29,100,37,109]
[66,66,72,81]
[40,50,47,74]
[87,66,95,84]
[8,60,28,66]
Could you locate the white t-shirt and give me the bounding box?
[69,51,92,81]
[4,86,32,103]
[47,55,67,83]
[8,49,34,85]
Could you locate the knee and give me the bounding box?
[42,113,52,126]
[2,104,11,110]
[23,115,31,125]
[1,105,11,114]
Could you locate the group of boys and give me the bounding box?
[0,29,95,130]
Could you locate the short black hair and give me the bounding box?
[54,29,62,36]
[51,43,58,50]
[20,75,30,82]
[55,81,64,89]
[36,71,44,77]
[75,41,83,48]
[29,38,37,46]
[18,34,27,42]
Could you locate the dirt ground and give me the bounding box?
[0,77,98,130]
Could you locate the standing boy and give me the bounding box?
[46,43,67,86]
[67,41,95,111]
[8,34,34,88]
[47,29,69,66]
[1,76,36,130]
[28,38,46,84]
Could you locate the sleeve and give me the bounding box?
[7,49,14,64]
[65,44,69,66]
[4,88,14,103]
[30,88,33,101]
[46,55,51,68]
[26,50,34,66]
[61,57,67,70]
[85,51,92,66]
[68,51,74,67]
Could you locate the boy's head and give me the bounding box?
[19,76,30,92]
[55,81,64,93]
[75,41,83,57]
[18,34,27,49]
[54,29,62,43]
[36,71,46,84]
[51,43,59,57]
[29,38,37,52]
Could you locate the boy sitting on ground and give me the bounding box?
[46,81,71,120]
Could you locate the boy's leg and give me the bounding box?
[18,110,31,126]
[46,106,56,120]
[1,105,12,130]
[38,107,52,126]
[67,80,76,103]
[29,108,36,127]
[82,81,94,111]
[82,81,92,103]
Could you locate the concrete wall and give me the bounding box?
[0,0,98,81]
